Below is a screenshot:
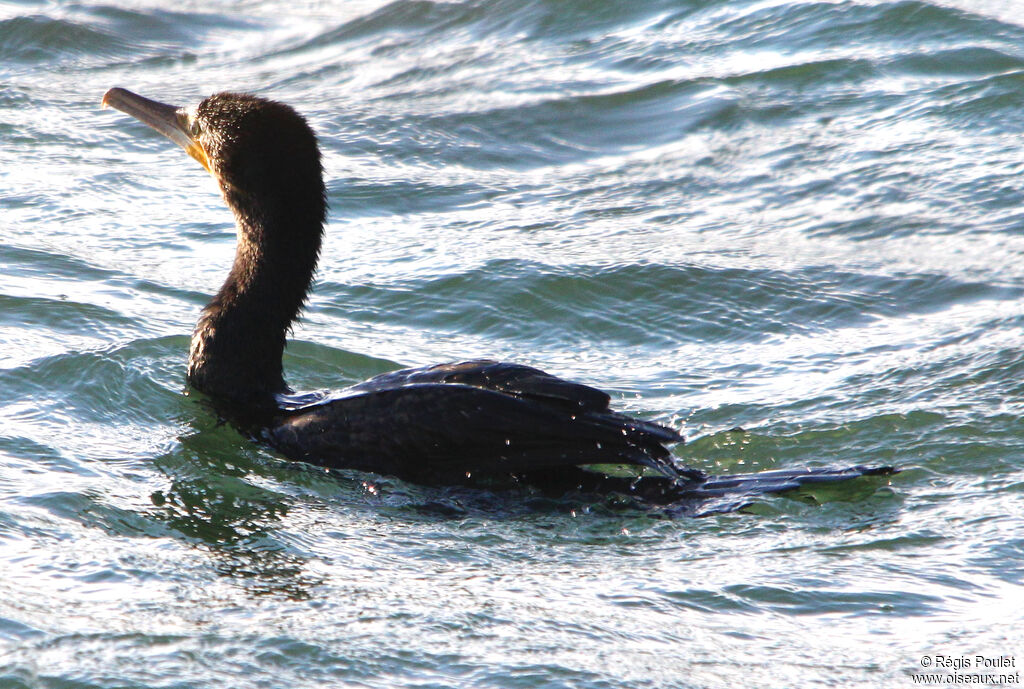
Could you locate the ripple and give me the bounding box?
[0,15,119,63]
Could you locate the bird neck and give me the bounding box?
[187,190,324,409]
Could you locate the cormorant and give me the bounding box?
[101,87,893,514]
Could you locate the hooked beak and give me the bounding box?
[101,87,210,172]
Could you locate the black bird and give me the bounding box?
[101,88,892,514]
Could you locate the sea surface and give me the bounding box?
[1,0,1023,687]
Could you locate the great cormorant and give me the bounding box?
[101,87,892,513]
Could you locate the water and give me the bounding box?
[1,0,1023,686]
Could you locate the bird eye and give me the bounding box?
[189,119,202,138]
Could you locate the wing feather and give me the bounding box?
[269,382,683,482]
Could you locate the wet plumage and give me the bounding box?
[101,87,893,513]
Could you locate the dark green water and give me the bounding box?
[1,1,1022,687]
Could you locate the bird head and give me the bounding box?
[102,88,325,224]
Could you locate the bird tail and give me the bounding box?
[681,464,894,496]
[673,465,898,516]
[583,464,897,517]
